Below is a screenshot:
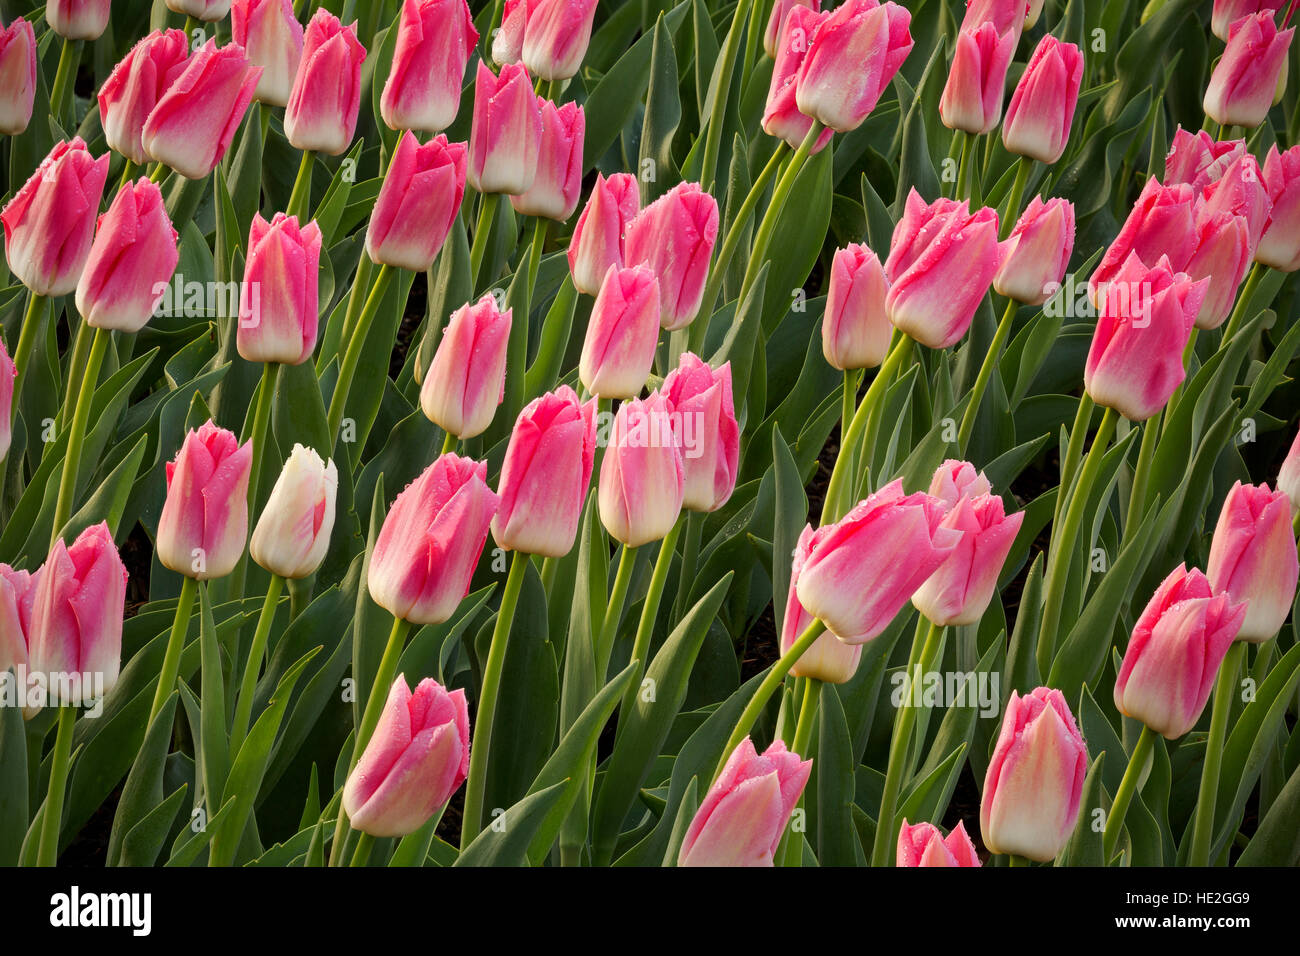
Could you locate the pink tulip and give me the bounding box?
[912,493,1024,627]
[940,21,1017,135]
[929,459,991,507]
[1184,210,1252,330]
[368,455,500,625]
[75,179,180,334]
[579,264,661,399]
[492,0,534,66]
[99,29,192,166]
[1114,565,1247,739]
[342,675,470,837]
[1164,127,1245,192]
[623,182,720,331]
[1204,12,1295,129]
[467,61,543,194]
[1212,0,1285,42]
[1084,253,1207,422]
[0,564,35,677]
[994,196,1075,305]
[1277,425,1300,511]
[961,0,1030,35]
[166,0,233,19]
[250,444,337,579]
[1258,143,1300,271]
[232,0,305,107]
[142,40,262,180]
[47,0,111,40]
[897,819,981,867]
[0,341,13,464]
[822,243,892,370]
[762,5,835,154]
[568,172,640,295]
[28,523,127,708]
[381,0,478,134]
[284,11,366,156]
[156,421,254,580]
[365,131,467,272]
[661,353,740,513]
[1201,153,1273,258]
[795,479,961,644]
[781,524,863,684]
[1002,35,1084,164]
[420,293,512,440]
[1089,178,1198,296]
[491,385,597,557]
[678,738,812,867]
[980,686,1088,862]
[765,0,820,59]
[795,0,913,132]
[1207,481,1299,641]
[1025,0,1045,27]
[1,138,110,297]
[522,0,599,81]
[0,18,36,135]
[237,212,322,365]
[510,100,584,220]
[598,392,685,547]
[884,191,963,280]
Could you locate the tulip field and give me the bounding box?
[2,0,1300,879]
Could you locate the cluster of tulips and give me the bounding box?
[0,0,1298,869]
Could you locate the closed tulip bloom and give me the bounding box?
[237,212,322,365]
[796,479,961,644]
[940,22,1017,135]
[1276,426,1300,511]
[599,392,685,547]
[522,0,598,81]
[822,243,891,370]
[28,523,127,707]
[0,564,35,676]
[765,0,820,59]
[795,0,913,132]
[381,0,477,134]
[1205,12,1295,129]
[929,459,991,507]
[467,61,543,194]
[232,0,305,107]
[1207,481,1299,641]
[0,19,36,135]
[1213,0,1284,41]
[961,0,1030,34]
[166,0,233,19]
[913,494,1024,627]
[781,525,863,684]
[491,386,596,557]
[142,40,262,180]
[994,196,1075,305]
[2,138,110,297]
[99,30,192,166]
[568,172,639,295]
[623,182,720,331]
[366,131,467,272]
[884,191,964,278]
[0,342,13,464]
[1201,154,1273,258]
[284,11,366,156]
[342,675,470,837]
[1084,253,1207,422]
[1089,178,1198,296]
[1002,36,1084,164]
[762,5,835,154]
[1114,565,1246,739]
[897,819,981,867]
[1184,210,1251,330]
[75,179,180,334]
[369,455,500,625]
[492,0,534,65]
[662,353,740,513]
[1258,144,1300,271]
[678,738,812,867]
[1164,127,1245,192]
[157,421,253,580]
[510,100,584,220]
[47,0,111,40]
[420,294,512,439]
[250,444,337,579]
[579,265,661,399]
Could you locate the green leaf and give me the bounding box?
[639,14,681,205]
[0,686,27,866]
[1057,753,1106,867]
[453,780,569,867]
[107,692,179,867]
[812,686,858,866]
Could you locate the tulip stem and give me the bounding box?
[118,159,140,192]
[327,264,395,450]
[349,833,375,867]
[596,544,639,674]
[616,518,685,735]
[35,705,78,866]
[460,550,529,848]
[1189,641,1245,866]
[957,296,1018,454]
[439,430,457,456]
[670,511,704,624]
[468,193,500,291]
[1102,724,1157,862]
[1123,411,1161,548]
[10,292,48,421]
[245,363,280,515]
[1052,395,1095,533]
[149,163,168,185]
[50,328,109,547]
[1000,157,1033,239]
[49,36,81,131]
[59,320,91,430]
[1218,261,1266,347]
[323,255,375,373]
[150,575,199,726]
[230,574,284,756]
[957,131,974,203]
[698,0,754,192]
[789,677,822,758]
[286,149,314,221]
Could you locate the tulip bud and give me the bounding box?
[1164,127,1245,192]
[1114,565,1246,739]
[381,0,478,134]
[420,294,512,440]
[1089,178,1199,295]
[492,0,534,66]
[961,0,1031,35]
[75,179,180,334]
[764,0,820,59]
[1207,481,1299,641]
[912,494,1024,627]
[1025,0,1045,27]
[366,131,467,273]
[579,265,661,399]
[0,18,36,136]
[1201,153,1273,257]
[795,479,961,644]
[467,61,543,195]
[99,30,192,167]
[1278,426,1300,513]
[342,675,470,837]
[142,40,262,180]
[678,738,812,867]
[1204,12,1295,129]
[522,0,599,81]
[492,385,597,557]
[568,172,640,295]
[510,100,584,221]
[897,819,982,867]
[762,6,835,154]
[232,0,305,108]
[166,0,234,20]
[623,182,720,331]
[661,353,740,513]
[1258,143,1300,271]
[994,196,1075,305]
[157,421,254,581]
[47,0,111,40]
[2,138,110,297]
[0,341,13,464]
[284,11,366,156]
[250,444,338,579]
[1002,36,1084,164]
[237,212,322,365]
[28,523,127,708]
[929,459,992,507]
[940,22,1017,135]
[598,392,685,547]
[794,0,914,132]
[1184,210,1252,330]
[1212,1,1285,42]
[981,686,1088,862]
[0,564,35,678]
[781,525,863,684]
[368,455,500,625]
[822,243,891,370]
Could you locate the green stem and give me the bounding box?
[50,327,108,546]
[670,511,704,624]
[956,131,974,203]
[322,254,376,372]
[1123,411,1160,547]
[1000,156,1033,239]
[49,37,81,130]
[1102,724,1157,862]
[349,832,375,867]
[1008,854,1030,866]
[1189,641,1245,866]
[1051,395,1095,541]
[10,292,48,414]
[957,296,1018,453]
[698,0,755,192]
[117,159,140,191]
[468,193,500,290]
[246,363,279,513]
[58,320,91,431]
[617,518,684,732]
[327,264,395,448]
[35,705,78,866]
[738,122,823,302]
[230,574,284,755]
[149,162,168,184]
[1218,262,1266,347]
[439,430,457,456]
[596,544,639,672]
[286,149,314,221]
[789,677,822,757]
[149,575,198,725]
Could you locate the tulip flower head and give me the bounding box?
[510,100,585,221]
[598,392,685,547]
[623,182,720,331]
[99,29,193,166]
[420,294,512,440]
[940,20,1017,135]
[166,0,234,20]
[47,0,111,40]
[467,61,544,195]
[579,264,661,400]
[568,172,640,295]
[232,0,306,107]
[1164,127,1245,192]
[1206,481,1299,641]
[0,18,38,136]
[1002,35,1084,164]
[762,5,835,154]
[822,243,892,370]
[1090,178,1199,295]
[366,131,467,273]
[994,196,1075,306]
[381,0,478,134]
[284,10,367,156]
[764,0,821,60]
[250,444,338,579]
[1277,425,1300,512]
[0,563,36,678]
[897,819,981,867]
[929,459,992,508]
[781,524,863,684]
[157,421,254,581]
[912,493,1025,627]
[237,212,323,365]
[1258,143,1300,271]
[661,353,740,513]
[522,0,599,81]
[1204,12,1295,129]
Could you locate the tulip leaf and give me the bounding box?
[523,275,579,403]
[1238,761,1300,867]
[119,783,189,868]
[897,743,966,832]
[639,14,681,205]
[1057,753,1106,867]
[196,582,230,821]
[662,775,701,867]
[811,685,859,866]
[107,692,179,867]
[0,686,27,866]
[452,779,567,867]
